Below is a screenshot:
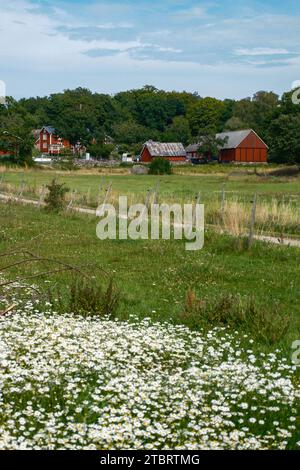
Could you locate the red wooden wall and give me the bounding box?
[141,147,152,162]
[37,130,71,154]
[219,131,267,163]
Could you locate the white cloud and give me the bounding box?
[0,1,142,65]
[173,6,209,20]
[234,47,292,56]
[96,22,134,30]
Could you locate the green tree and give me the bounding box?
[0,111,34,165]
[162,116,191,145]
[113,121,158,145]
[267,114,300,164]
[44,88,117,145]
[187,97,224,136]
[224,116,246,131]
[219,99,235,130]
[197,133,228,159]
[231,91,279,139]
[87,143,114,159]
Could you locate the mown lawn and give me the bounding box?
[0,201,299,356]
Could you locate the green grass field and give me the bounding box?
[1,166,300,202]
[1,200,299,355]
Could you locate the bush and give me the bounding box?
[180,290,290,345]
[44,179,69,212]
[149,157,172,175]
[87,143,114,159]
[48,278,119,318]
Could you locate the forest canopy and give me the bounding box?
[0,85,300,163]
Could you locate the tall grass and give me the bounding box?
[1,179,299,237]
[213,198,300,236]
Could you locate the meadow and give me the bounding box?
[0,165,299,449]
[1,165,300,237]
[0,197,299,352]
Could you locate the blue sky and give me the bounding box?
[1,0,300,99]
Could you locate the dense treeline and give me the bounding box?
[0,85,300,163]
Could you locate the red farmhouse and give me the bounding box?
[140,141,186,163]
[35,126,71,155]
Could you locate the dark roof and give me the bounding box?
[42,126,56,135]
[186,129,268,152]
[144,140,186,157]
[216,130,253,149]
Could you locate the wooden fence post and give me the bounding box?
[96,181,112,216]
[97,177,106,206]
[248,193,257,248]
[86,187,91,205]
[153,180,160,205]
[103,182,112,206]
[38,185,46,209]
[67,190,77,211]
[18,180,26,199]
[141,189,152,221]
[145,189,151,209]
[194,191,201,224]
[221,184,226,215]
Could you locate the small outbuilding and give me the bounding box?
[140,140,186,163]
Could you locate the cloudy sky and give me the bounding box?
[1,0,300,99]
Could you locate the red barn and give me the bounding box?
[186,129,268,164]
[35,126,71,155]
[140,141,186,163]
[217,129,268,163]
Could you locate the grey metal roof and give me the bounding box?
[144,140,186,157]
[186,129,268,152]
[42,126,56,135]
[186,143,200,153]
[215,130,252,149]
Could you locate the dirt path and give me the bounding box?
[1,192,300,248]
[253,234,300,248]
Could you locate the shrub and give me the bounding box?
[180,290,290,345]
[87,143,114,159]
[48,278,119,318]
[149,157,172,175]
[69,278,119,317]
[44,179,69,212]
